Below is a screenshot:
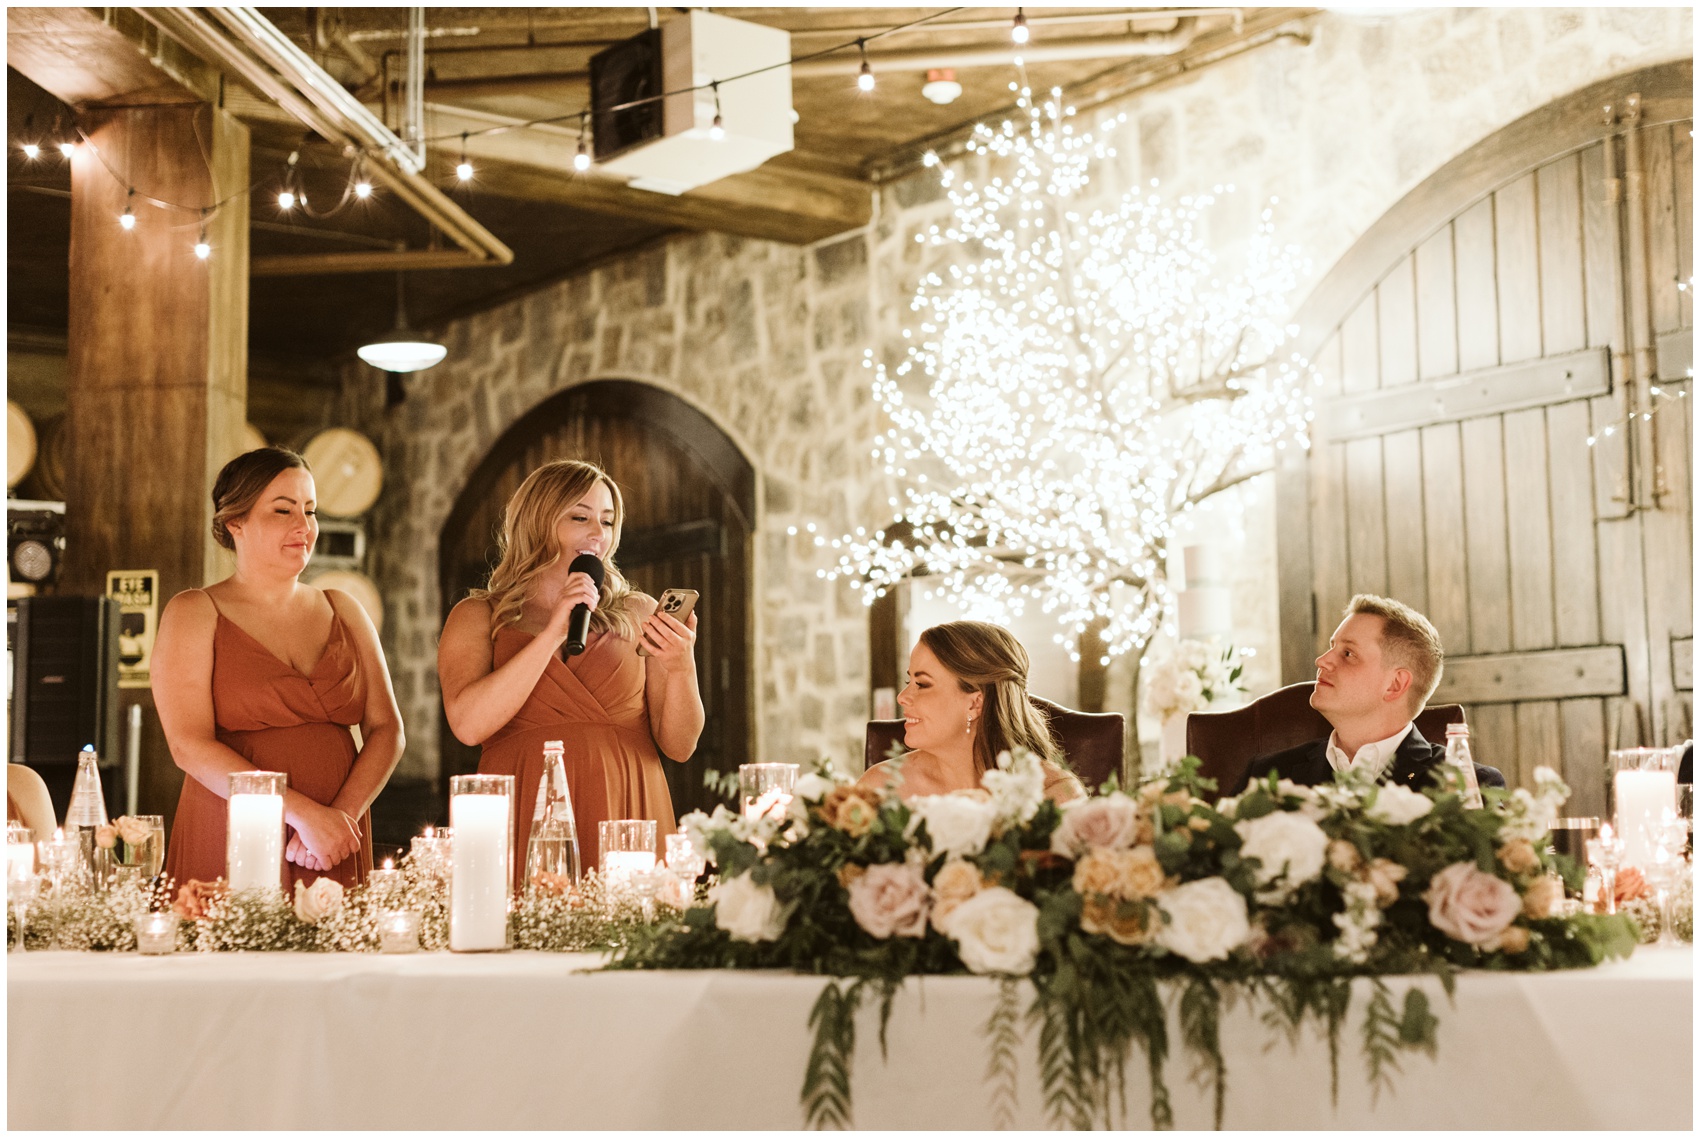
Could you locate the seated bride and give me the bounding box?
[858,620,1085,804]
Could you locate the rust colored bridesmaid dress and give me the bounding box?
[164,599,374,890]
[479,626,676,886]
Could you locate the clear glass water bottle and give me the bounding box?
[66,745,112,886]
[1442,723,1485,809]
[525,740,581,888]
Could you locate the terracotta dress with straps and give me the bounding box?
[163,597,374,890]
[479,626,676,887]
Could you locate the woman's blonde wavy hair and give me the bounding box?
[471,460,642,642]
[918,621,1062,776]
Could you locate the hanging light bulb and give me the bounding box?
[21,142,39,159]
[574,112,592,170]
[708,82,725,140]
[1012,8,1030,44]
[58,140,75,158]
[193,209,211,259]
[278,189,296,210]
[358,271,447,373]
[455,132,473,181]
[857,40,875,92]
[118,189,136,230]
[354,180,373,199]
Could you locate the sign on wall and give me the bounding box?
[105,570,158,689]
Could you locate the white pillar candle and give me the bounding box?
[226,794,285,892]
[1614,769,1677,869]
[450,793,510,951]
[603,850,657,881]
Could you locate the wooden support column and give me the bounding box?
[60,101,249,818]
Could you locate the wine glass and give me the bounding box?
[9,869,39,953]
[1643,812,1689,947]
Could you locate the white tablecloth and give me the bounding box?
[7,946,1692,1129]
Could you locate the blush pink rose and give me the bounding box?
[1424,862,1521,946]
[1050,793,1140,858]
[846,862,931,939]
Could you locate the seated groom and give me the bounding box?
[1227,594,1505,796]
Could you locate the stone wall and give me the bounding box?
[340,8,1691,781]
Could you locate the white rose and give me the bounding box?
[945,886,1041,975]
[795,772,835,803]
[1171,670,1206,712]
[1156,876,1250,963]
[710,874,794,943]
[293,877,344,925]
[1366,784,1435,827]
[1234,810,1329,899]
[907,794,996,860]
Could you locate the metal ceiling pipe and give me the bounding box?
[137,6,512,274]
[792,18,1202,76]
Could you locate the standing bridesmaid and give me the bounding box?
[437,460,702,883]
[154,447,404,889]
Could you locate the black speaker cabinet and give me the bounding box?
[8,596,121,821]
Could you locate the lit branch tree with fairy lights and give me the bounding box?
[827,88,1317,693]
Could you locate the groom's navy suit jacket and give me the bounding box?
[1227,725,1507,797]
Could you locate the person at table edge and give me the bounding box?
[1225,593,1505,798]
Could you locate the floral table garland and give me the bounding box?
[614,754,1653,1130]
[7,757,1686,1132]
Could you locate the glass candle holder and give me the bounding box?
[665,831,706,880]
[599,820,658,883]
[378,909,422,954]
[133,911,180,955]
[449,774,513,952]
[7,823,35,879]
[38,828,82,897]
[410,826,452,880]
[227,771,287,893]
[369,858,403,899]
[739,763,799,821]
[1610,748,1679,869]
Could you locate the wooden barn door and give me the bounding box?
[438,380,755,820]
[1279,63,1691,814]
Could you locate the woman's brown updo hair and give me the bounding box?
[918,620,1062,775]
[211,447,310,551]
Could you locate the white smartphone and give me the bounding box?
[638,588,699,656]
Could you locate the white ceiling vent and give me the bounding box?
[594,11,793,196]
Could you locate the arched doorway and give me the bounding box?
[1277,61,1692,812]
[437,379,756,820]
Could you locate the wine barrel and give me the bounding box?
[301,428,383,517]
[31,415,69,502]
[309,568,384,634]
[7,401,37,489]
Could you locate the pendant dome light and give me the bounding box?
[357,271,447,373]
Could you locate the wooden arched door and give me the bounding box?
[438,380,755,820]
[1277,61,1692,813]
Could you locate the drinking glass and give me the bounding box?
[739,763,798,821]
[120,815,165,878]
[1643,812,1689,947]
[599,820,658,883]
[7,826,35,953]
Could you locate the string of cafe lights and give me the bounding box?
[1581,275,1693,449]
[818,80,1317,663]
[8,8,1058,262]
[11,4,1029,256]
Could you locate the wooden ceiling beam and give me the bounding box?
[6,6,221,108]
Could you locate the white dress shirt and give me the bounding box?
[1324,722,1414,782]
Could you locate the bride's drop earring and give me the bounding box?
[965,712,975,735]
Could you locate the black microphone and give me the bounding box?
[563,553,605,657]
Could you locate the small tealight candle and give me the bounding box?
[133,911,180,955]
[369,858,403,897]
[378,909,421,954]
[410,827,451,877]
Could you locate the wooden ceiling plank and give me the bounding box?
[6,6,218,108]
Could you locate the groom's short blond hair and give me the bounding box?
[1346,594,1444,713]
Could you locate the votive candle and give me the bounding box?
[369,858,403,898]
[1615,769,1677,869]
[227,771,286,893]
[378,909,421,954]
[449,775,513,952]
[133,911,180,955]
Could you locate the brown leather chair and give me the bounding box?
[1185,681,1465,797]
[865,696,1125,792]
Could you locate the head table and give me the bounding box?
[6,946,1691,1130]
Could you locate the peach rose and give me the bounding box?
[930,859,984,930]
[1327,839,1362,874]
[1521,875,1564,921]
[1073,847,1168,901]
[94,825,117,850]
[1614,866,1649,904]
[820,787,880,837]
[1080,897,1152,946]
[1072,849,1125,899]
[115,816,153,846]
[1049,794,1139,858]
[172,878,227,921]
[1361,858,1408,908]
[1485,924,1530,954]
[534,871,575,898]
[1496,839,1541,877]
[1425,862,1521,946]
